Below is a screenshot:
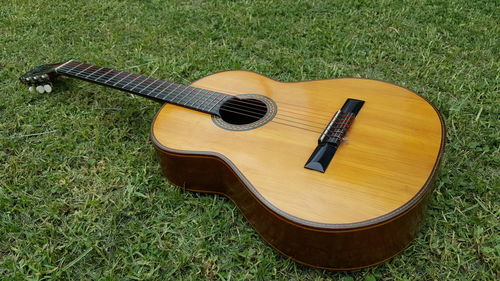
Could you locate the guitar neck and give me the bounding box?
[55,60,229,115]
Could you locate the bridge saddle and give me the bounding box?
[305,98,365,173]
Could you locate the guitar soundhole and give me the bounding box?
[219,98,267,125]
[212,94,277,131]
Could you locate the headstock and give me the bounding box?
[20,62,66,93]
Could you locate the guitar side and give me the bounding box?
[150,70,445,270]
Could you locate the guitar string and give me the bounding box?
[58,63,356,137]
[216,99,328,129]
[58,63,355,136]
[59,63,333,123]
[60,65,271,112]
[58,63,354,137]
[216,102,353,138]
[59,62,333,120]
[218,103,326,130]
[60,63,282,111]
[58,65,353,137]
[58,64,332,130]
[213,98,330,125]
[70,66,332,125]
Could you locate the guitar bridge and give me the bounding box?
[305,98,365,173]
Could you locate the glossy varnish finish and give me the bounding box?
[151,71,445,269]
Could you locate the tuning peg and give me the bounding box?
[43,84,52,93]
[29,86,34,92]
[36,85,45,93]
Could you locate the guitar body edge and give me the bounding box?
[19,62,445,270]
[151,137,437,270]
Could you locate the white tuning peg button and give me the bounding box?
[43,84,52,93]
[36,85,45,93]
[29,86,34,92]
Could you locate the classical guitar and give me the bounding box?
[20,60,445,270]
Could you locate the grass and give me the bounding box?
[0,0,498,280]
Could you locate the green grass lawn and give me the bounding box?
[1,0,498,280]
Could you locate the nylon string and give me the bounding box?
[59,62,354,137]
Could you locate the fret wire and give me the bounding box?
[58,62,232,112]
[63,63,97,77]
[61,65,91,78]
[177,87,198,105]
[65,66,124,87]
[74,64,94,76]
[173,86,191,103]
[121,75,146,91]
[128,75,151,91]
[84,67,103,79]
[55,60,75,73]
[158,83,182,101]
[109,72,143,88]
[170,86,185,102]
[180,87,197,105]
[196,96,206,110]
[136,79,179,95]
[187,88,205,107]
[201,94,212,107]
[200,91,211,110]
[74,68,153,92]
[202,89,215,101]
[188,90,206,108]
[99,70,121,83]
[113,73,134,86]
[71,68,150,92]
[65,62,84,74]
[206,90,221,111]
[153,81,175,98]
[107,72,127,85]
[62,65,96,77]
[138,77,157,94]
[64,66,118,82]
[147,80,168,98]
[198,91,211,110]
[202,89,215,111]
[167,84,186,101]
[209,99,221,111]
[64,66,199,101]
[143,78,167,95]
[104,70,123,83]
[138,79,183,95]
[66,61,82,71]
[156,93,169,102]
[62,64,107,81]
[171,84,187,103]
[68,68,218,108]
[94,68,115,82]
[124,77,177,98]
[57,65,71,72]
[58,65,73,71]
[103,71,185,102]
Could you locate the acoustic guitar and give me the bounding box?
[20,60,445,270]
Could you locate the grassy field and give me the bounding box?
[1,0,498,280]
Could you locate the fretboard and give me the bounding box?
[55,60,230,115]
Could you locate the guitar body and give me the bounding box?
[151,71,445,270]
[20,62,445,270]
